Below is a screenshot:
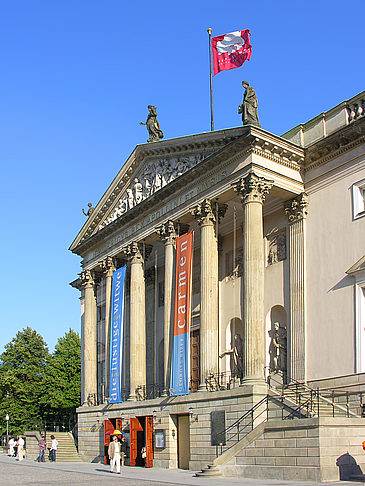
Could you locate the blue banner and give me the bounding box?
[109,266,126,403]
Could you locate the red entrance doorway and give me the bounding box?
[130,416,153,467]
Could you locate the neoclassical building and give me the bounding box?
[70,90,365,480]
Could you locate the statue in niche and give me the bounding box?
[220,334,244,379]
[269,322,287,373]
[82,202,94,217]
[140,105,164,142]
[238,81,260,127]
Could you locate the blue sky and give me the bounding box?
[0,0,364,353]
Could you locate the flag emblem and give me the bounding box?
[212,30,252,75]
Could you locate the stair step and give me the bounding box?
[194,465,222,477]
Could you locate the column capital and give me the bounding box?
[80,269,94,288]
[191,199,228,226]
[124,242,152,263]
[284,192,309,223]
[156,220,178,245]
[233,171,273,205]
[100,256,116,277]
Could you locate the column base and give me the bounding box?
[241,376,266,387]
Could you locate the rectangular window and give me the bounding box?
[356,284,365,373]
[352,179,365,219]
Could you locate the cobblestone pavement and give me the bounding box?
[0,454,363,486]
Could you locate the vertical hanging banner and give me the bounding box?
[109,265,126,403]
[170,231,194,396]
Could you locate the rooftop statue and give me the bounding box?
[140,105,164,143]
[238,81,260,127]
[82,202,94,217]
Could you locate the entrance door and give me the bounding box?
[190,330,200,392]
[130,417,143,466]
[104,419,114,464]
[177,415,190,469]
[130,416,154,467]
[145,416,154,468]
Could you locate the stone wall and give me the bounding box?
[219,417,365,481]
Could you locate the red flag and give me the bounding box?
[212,30,252,76]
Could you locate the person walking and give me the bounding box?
[108,436,121,474]
[17,436,24,461]
[37,436,47,462]
[50,435,58,462]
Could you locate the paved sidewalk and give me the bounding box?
[0,454,363,486]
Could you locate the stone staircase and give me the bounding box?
[50,432,82,462]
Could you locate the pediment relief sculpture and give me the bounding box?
[99,154,205,230]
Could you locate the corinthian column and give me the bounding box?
[156,220,177,395]
[126,242,146,400]
[80,270,97,405]
[284,193,308,382]
[233,171,273,384]
[192,199,226,387]
[101,256,115,400]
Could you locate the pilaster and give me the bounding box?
[284,192,308,382]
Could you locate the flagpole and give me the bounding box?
[207,28,214,131]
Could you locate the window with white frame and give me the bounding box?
[347,256,365,373]
[352,179,365,219]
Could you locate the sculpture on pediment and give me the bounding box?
[82,202,94,217]
[133,178,143,205]
[238,81,260,127]
[140,105,164,143]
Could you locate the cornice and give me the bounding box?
[303,117,365,173]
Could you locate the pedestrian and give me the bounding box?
[36,436,47,462]
[108,435,121,474]
[8,437,15,457]
[141,446,147,467]
[17,436,25,461]
[120,436,127,466]
[50,435,58,462]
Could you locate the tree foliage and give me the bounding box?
[0,327,81,436]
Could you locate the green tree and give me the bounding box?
[0,327,49,435]
[41,329,81,428]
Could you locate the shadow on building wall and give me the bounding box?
[336,453,363,480]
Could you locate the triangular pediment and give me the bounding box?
[346,255,365,276]
[69,128,247,253]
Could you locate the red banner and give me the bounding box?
[170,230,194,395]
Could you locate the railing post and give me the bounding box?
[332,391,335,417]
[317,388,320,417]
[237,423,240,442]
[346,392,349,417]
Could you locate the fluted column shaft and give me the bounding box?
[80,270,97,405]
[156,221,177,395]
[285,193,308,382]
[127,243,146,400]
[234,172,273,384]
[192,200,220,387]
[101,257,115,400]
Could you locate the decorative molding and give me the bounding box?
[233,171,274,205]
[100,256,116,277]
[284,193,309,224]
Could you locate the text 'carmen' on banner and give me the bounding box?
[109,265,126,403]
[170,230,194,396]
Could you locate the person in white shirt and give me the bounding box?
[50,435,58,462]
[8,437,15,457]
[108,436,121,474]
[17,436,25,461]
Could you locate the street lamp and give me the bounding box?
[5,414,9,447]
